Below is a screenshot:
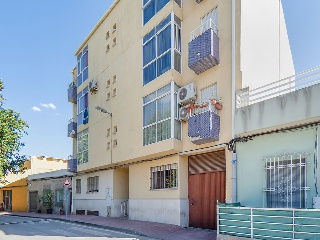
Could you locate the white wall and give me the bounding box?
[129,198,189,227]
[240,0,295,90]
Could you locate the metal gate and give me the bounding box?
[29,191,38,212]
[188,150,226,229]
[3,190,12,212]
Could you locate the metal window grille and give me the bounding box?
[264,153,310,208]
[150,163,178,189]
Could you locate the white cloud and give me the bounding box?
[40,103,57,109]
[32,106,41,112]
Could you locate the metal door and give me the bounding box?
[188,150,226,230]
[189,171,226,229]
[29,191,38,212]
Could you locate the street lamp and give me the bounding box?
[95,106,113,164]
[95,106,112,116]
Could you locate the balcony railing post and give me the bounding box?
[250,208,253,238]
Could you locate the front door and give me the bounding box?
[3,190,12,212]
[188,150,226,230]
[29,191,38,212]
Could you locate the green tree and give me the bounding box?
[0,80,28,181]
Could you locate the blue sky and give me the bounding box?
[0,1,319,159]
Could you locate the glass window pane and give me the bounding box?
[143,92,156,104]
[83,68,88,82]
[174,51,181,73]
[156,14,171,32]
[157,94,171,121]
[144,125,156,145]
[174,120,181,140]
[143,37,156,66]
[157,83,171,96]
[157,120,171,142]
[143,28,156,44]
[143,0,155,25]
[157,52,171,77]
[157,26,171,56]
[156,0,169,12]
[143,62,156,85]
[143,101,156,126]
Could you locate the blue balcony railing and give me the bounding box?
[67,157,77,173]
[188,110,220,145]
[188,19,219,75]
[68,82,77,104]
[67,118,77,138]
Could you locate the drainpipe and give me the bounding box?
[231,0,237,203]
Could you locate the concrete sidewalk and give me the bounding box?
[0,212,217,240]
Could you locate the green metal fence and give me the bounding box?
[217,203,320,239]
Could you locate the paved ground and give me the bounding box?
[0,215,154,239]
[0,212,217,240]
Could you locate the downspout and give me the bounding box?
[231,0,237,203]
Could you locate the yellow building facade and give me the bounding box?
[67,0,294,229]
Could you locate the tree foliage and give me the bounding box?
[0,80,28,180]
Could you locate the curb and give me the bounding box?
[4,214,160,239]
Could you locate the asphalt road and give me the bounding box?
[0,215,156,240]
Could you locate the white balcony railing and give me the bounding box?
[236,65,320,108]
[190,18,218,41]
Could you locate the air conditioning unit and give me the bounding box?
[179,106,189,121]
[177,82,197,105]
[89,79,98,94]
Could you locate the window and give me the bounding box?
[113,139,118,147]
[106,31,110,40]
[112,88,117,96]
[112,37,117,46]
[87,176,99,193]
[76,179,81,194]
[77,129,88,165]
[113,125,117,134]
[43,189,52,208]
[77,46,89,87]
[107,142,111,150]
[143,14,181,85]
[112,23,117,32]
[77,87,89,126]
[107,92,111,100]
[150,163,177,189]
[143,82,181,145]
[143,0,171,25]
[106,44,110,53]
[107,128,111,137]
[113,75,117,83]
[264,155,309,208]
[201,84,217,112]
[55,189,64,207]
[107,79,111,88]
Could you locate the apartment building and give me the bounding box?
[67,0,294,229]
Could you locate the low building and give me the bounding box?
[0,156,67,212]
[28,169,73,214]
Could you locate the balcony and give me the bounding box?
[67,157,77,172]
[68,82,77,104]
[188,110,220,145]
[67,118,77,138]
[188,19,219,75]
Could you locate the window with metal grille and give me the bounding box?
[77,129,88,165]
[76,179,81,194]
[87,176,99,193]
[150,163,178,189]
[264,155,309,208]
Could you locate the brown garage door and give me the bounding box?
[188,150,226,230]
